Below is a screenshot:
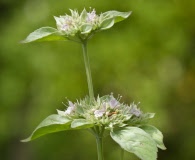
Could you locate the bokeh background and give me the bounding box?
[0,0,195,160]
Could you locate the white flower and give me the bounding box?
[130,104,141,117]
[64,101,75,114]
[54,8,102,37]
[86,9,98,23]
[94,103,106,118]
[109,98,119,109]
[54,15,77,35]
[94,109,105,118]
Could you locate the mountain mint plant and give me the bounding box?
[21,8,166,160]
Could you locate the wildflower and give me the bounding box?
[64,101,75,114]
[94,109,106,118]
[109,98,119,109]
[130,104,141,117]
[54,15,77,36]
[94,103,106,118]
[86,9,98,24]
[22,9,131,43]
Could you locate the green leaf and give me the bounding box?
[110,126,157,160]
[21,114,71,142]
[140,125,166,150]
[80,24,93,34]
[71,119,94,129]
[102,11,132,23]
[80,8,88,21]
[21,27,67,43]
[100,18,115,30]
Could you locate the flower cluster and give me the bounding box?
[54,9,103,37]
[57,94,154,130]
[21,8,166,159]
[53,8,132,40]
[21,9,131,43]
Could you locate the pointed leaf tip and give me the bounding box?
[21,114,71,142]
[140,125,166,150]
[102,10,132,24]
[21,27,67,43]
[111,126,158,160]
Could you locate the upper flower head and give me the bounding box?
[54,9,99,37]
[53,8,132,39]
[22,9,131,43]
[54,15,77,36]
[86,9,98,23]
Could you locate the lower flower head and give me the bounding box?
[130,103,141,117]
[57,94,154,130]
[109,98,119,109]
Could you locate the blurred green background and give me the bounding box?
[0,0,195,159]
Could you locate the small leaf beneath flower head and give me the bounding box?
[100,18,115,30]
[71,119,94,129]
[21,27,67,43]
[80,24,93,34]
[145,113,155,118]
[140,125,166,150]
[111,126,157,160]
[21,114,71,142]
[102,11,132,23]
[141,113,155,123]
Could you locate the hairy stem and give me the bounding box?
[81,40,94,101]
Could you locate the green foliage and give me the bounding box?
[21,94,165,160]
[17,6,165,160]
[21,27,67,43]
[71,119,94,129]
[140,125,166,150]
[21,115,71,142]
[102,11,132,23]
[1,1,195,160]
[111,127,157,160]
[100,18,115,30]
[21,9,131,43]
[80,24,93,34]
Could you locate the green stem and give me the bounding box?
[96,136,104,160]
[121,148,124,160]
[89,127,104,160]
[81,40,94,101]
